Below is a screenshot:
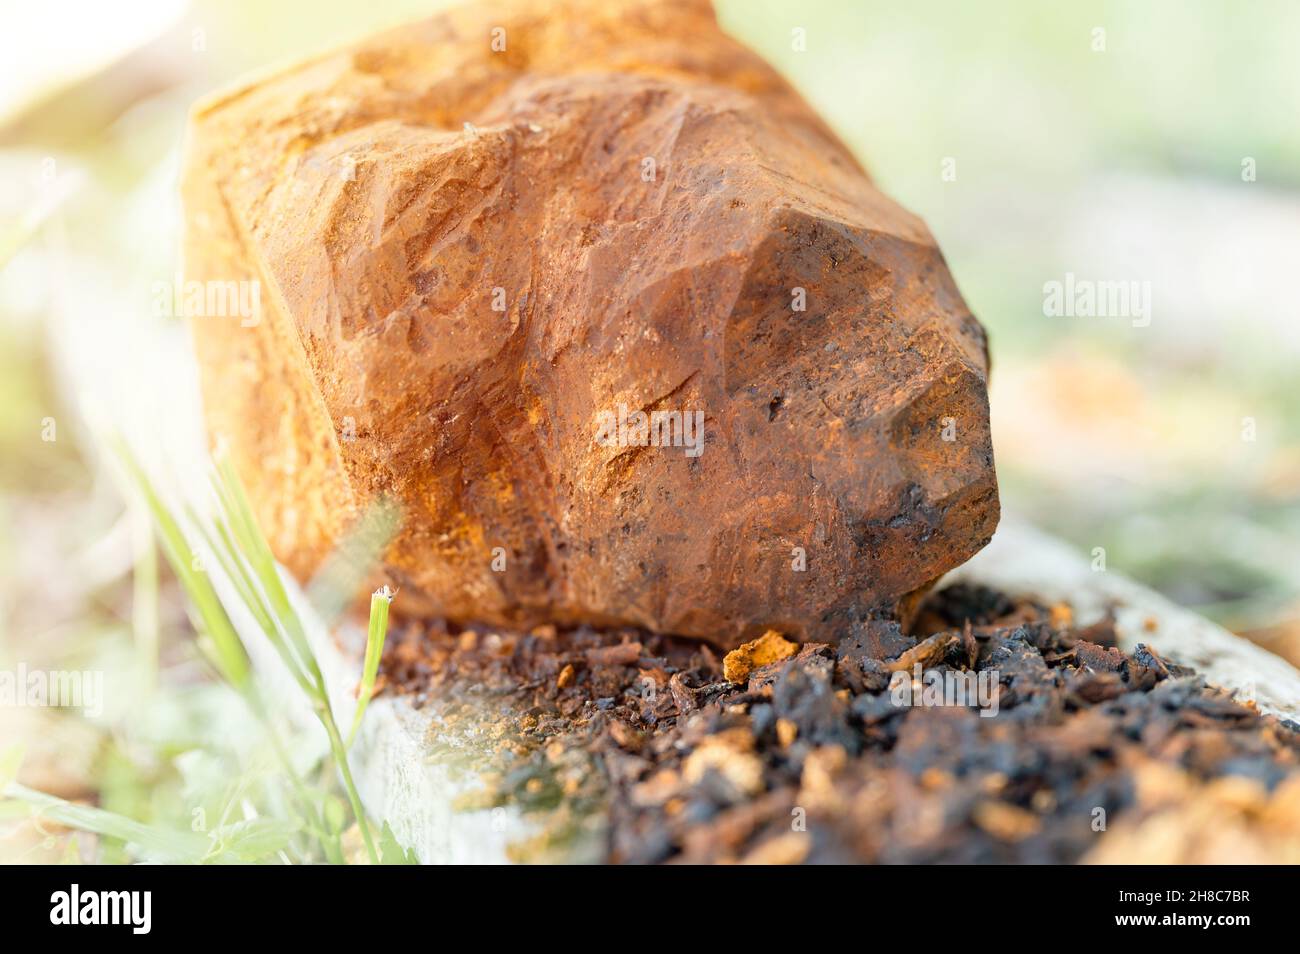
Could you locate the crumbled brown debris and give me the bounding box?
[380,583,1300,863]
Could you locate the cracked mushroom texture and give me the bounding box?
[181,0,999,648]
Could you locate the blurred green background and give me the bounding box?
[1,0,1298,860]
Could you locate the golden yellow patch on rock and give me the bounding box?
[722,630,799,683]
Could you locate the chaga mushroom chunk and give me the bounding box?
[182,0,999,647]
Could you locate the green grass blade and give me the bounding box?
[378,820,419,864]
[117,448,250,690]
[4,783,209,863]
[211,454,379,863]
[118,444,388,864]
[212,458,326,698]
[190,505,317,698]
[348,586,394,747]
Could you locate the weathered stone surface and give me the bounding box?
[182,0,998,647]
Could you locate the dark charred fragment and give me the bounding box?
[838,619,916,662]
[771,657,859,753]
[1074,614,1122,649]
[979,627,1061,711]
[912,581,1015,631]
[1074,639,1126,674]
[836,620,910,693]
[1133,641,1196,680]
